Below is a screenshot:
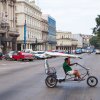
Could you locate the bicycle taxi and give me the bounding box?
[44,52,98,88]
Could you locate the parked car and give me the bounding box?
[81,49,86,53]
[5,51,17,60]
[30,51,37,59]
[22,49,33,53]
[0,52,3,60]
[12,52,34,61]
[34,51,47,59]
[34,51,51,59]
[95,49,100,54]
[75,49,82,54]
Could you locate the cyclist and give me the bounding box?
[63,57,81,80]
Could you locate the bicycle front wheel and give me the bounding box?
[87,76,98,87]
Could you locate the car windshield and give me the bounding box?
[8,51,14,54]
[0,52,2,56]
[38,52,44,54]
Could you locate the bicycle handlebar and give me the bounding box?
[76,63,90,70]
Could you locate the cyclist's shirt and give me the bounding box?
[63,62,72,73]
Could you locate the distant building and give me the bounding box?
[81,34,93,48]
[71,34,93,48]
[16,0,42,51]
[0,0,19,54]
[71,34,83,48]
[43,15,56,50]
[56,31,77,51]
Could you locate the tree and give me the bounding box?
[90,36,100,49]
[92,15,100,48]
[93,15,100,37]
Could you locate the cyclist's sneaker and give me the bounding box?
[74,78,78,81]
[58,79,65,83]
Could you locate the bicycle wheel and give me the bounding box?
[87,76,98,87]
[45,75,57,88]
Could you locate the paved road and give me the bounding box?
[0,53,100,100]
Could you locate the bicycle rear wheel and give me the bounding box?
[45,75,57,88]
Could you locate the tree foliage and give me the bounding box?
[92,15,100,48]
[93,15,100,37]
[90,36,100,49]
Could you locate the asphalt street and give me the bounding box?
[0,53,100,100]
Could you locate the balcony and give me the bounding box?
[8,28,19,37]
[0,0,16,3]
[0,21,10,33]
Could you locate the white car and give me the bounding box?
[22,49,33,53]
[95,49,100,54]
[34,51,47,59]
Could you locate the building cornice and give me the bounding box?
[16,12,42,22]
[57,38,77,41]
[16,0,42,13]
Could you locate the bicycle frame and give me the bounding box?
[62,63,90,82]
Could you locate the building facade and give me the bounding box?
[16,0,42,51]
[43,15,56,50]
[0,0,19,54]
[71,34,93,48]
[56,31,77,51]
[81,34,93,48]
[41,17,48,51]
[71,34,83,48]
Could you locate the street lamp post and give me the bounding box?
[24,20,26,49]
[35,38,37,51]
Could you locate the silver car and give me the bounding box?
[5,51,17,60]
[95,49,100,54]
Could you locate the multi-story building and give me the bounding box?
[71,34,93,48]
[71,34,83,48]
[43,15,56,50]
[0,0,19,53]
[56,31,77,51]
[41,16,48,51]
[81,34,93,48]
[16,0,42,51]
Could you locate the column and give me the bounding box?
[12,37,17,51]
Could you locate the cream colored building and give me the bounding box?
[16,0,42,51]
[56,31,77,52]
[71,34,83,48]
[0,0,19,53]
[41,17,48,51]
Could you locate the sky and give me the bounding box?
[35,0,100,34]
